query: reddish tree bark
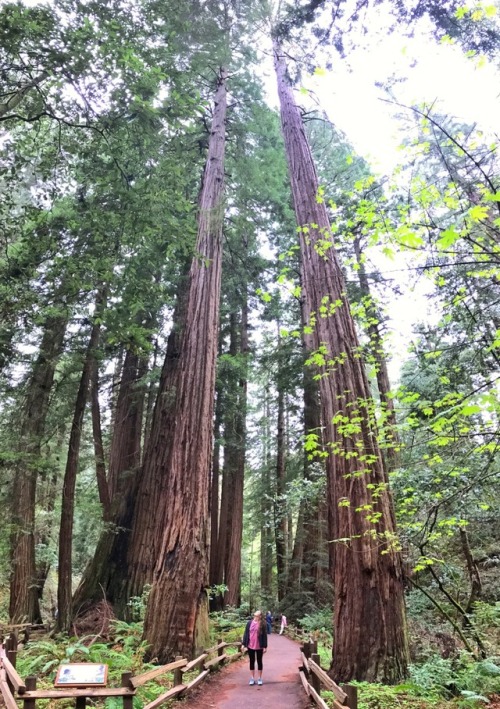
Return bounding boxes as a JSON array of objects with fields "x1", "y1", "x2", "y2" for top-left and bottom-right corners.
[
  {"x1": 10, "y1": 313, "x2": 67, "y2": 623},
  {"x1": 72, "y1": 346, "x2": 146, "y2": 615},
  {"x1": 260, "y1": 386, "x2": 273, "y2": 600},
  {"x1": 57, "y1": 294, "x2": 104, "y2": 632},
  {"x1": 353, "y1": 235, "x2": 400, "y2": 470},
  {"x1": 289, "y1": 345, "x2": 327, "y2": 601},
  {"x1": 274, "y1": 43, "x2": 409, "y2": 683},
  {"x1": 275, "y1": 337, "x2": 288, "y2": 601},
  {"x1": 90, "y1": 357, "x2": 111, "y2": 519},
  {"x1": 224, "y1": 299, "x2": 248, "y2": 608},
  {"x1": 142, "y1": 69, "x2": 227, "y2": 661},
  {"x1": 209, "y1": 382, "x2": 223, "y2": 601}
]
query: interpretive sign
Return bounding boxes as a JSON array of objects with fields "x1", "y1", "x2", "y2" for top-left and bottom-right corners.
[{"x1": 54, "y1": 663, "x2": 108, "y2": 687}]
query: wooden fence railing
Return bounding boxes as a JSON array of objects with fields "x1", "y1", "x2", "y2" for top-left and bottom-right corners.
[
  {"x1": 300, "y1": 640, "x2": 358, "y2": 709},
  {"x1": 0, "y1": 632, "x2": 245, "y2": 709}
]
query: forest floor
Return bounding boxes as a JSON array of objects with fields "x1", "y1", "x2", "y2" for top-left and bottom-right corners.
[{"x1": 179, "y1": 633, "x2": 310, "y2": 709}]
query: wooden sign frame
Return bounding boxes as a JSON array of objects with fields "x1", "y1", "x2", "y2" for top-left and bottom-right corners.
[{"x1": 54, "y1": 663, "x2": 108, "y2": 687}]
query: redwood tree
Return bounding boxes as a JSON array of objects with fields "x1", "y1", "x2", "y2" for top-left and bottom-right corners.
[
  {"x1": 10, "y1": 312, "x2": 68, "y2": 623},
  {"x1": 142, "y1": 68, "x2": 227, "y2": 661},
  {"x1": 57, "y1": 292, "x2": 104, "y2": 632},
  {"x1": 274, "y1": 41, "x2": 409, "y2": 682}
]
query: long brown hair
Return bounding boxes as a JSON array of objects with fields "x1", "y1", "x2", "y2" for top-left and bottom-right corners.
[{"x1": 253, "y1": 610, "x2": 266, "y2": 634}]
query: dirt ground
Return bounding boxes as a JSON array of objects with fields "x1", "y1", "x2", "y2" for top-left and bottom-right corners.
[{"x1": 179, "y1": 633, "x2": 311, "y2": 709}]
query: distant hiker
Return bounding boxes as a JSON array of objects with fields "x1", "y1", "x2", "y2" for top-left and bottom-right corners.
[
  {"x1": 242, "y1": 609, "x2": 268, "y2": 686},
  {"x1": 265, "y1": 610, "x2": 273, "y2": 633},
  {"x1": 279, "y1": 613, "x2": 287, "y2": 635}
]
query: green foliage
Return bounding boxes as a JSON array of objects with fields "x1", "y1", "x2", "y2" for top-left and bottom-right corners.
[
  {"x1": 16, "y1": 624, "x2": 160, "y2": 707},
  {"x1": 298, "y1": 607, "x2": 333, "y2": 635},
  {"x1": 210, "y1": 606, "x2": 247, "y2": 642},
  {"x1": 126, "y1": 585, "x2": 152, "y2": 622},
  {"x1": 473, "y1": 602, "x2": 500, "y2": 629},
  {"x1": 408, "y1": 653, "x2": 500, "y2": 699}
]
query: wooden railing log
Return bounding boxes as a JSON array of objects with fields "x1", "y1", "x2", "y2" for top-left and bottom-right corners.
[
  {"x1": 308, "y1": 659, "x2": 348, "y2": 703},
  {"x1": 301, "y1": 652, "x2": 310, "y2": 674},
  {"x1": 204, "y1": 641, "x2": 225, "y2": 655},
  {"x1": 227, "y1": 651, "x2": 243, "y2": 662},
  {"x1": 19, "y1": 688, "x2": 136, "y2": 699},
  {"x1": 0, "y1": 669, "x2": 19, "y2": 709},
  {"x1": 299, "y1": 669, "x2": 310, "y2": 696},
  {"x1": 204, "y1": 653, "x2": 227, "y2": 671},
  {"x1": 2, "y1": 653, "x2": 26, "y2": 693},
  {"x1": 181, "y1": 653, "x2": 208, "y2": 674},
  {"x1": 131, "y1": 658, "x2": 187, "y2": 688},
  {"x1": 185, "y1": 669, "x2": 209, "y2": 691},
  {"x1": 308, "y1": 683, "x2": 330, "y2": 709},
  {"x1": 143, "y1": 684, "x2": 186, "y2": 709}
]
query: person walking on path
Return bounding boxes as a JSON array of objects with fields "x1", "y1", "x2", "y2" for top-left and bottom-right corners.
[
  {"x1": 265, "y1": 610, "x2": 273, "y2": 633},
  {"x1": 178, "y1": 634, "x2": 309, "y2": 709},
  {"x1": 279, "y1": 613, "x2": 287, "y2": 635},
  {"x1": 242, "y1": 610, "x2": 268, "y2": 686}
]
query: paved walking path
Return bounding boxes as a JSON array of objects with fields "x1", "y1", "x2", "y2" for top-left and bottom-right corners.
[{"x1": 180, "y1": 633, "x2": 310, "y2": 709}]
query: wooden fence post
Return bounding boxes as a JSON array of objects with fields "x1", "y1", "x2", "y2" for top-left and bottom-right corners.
[
  {"x1": 173, "y1": 657, "x2": 183, "y2": 686},
  {"x1": 121, "y1": 672, "x2": 133, "y2": 709},
  {"x1": 303, "y1": 641, "x2": 311, "y2": 659},
  {"x1": 310, "y1": 640, "x2": 318, "y2": 655},
  {"x1": 341, "y1": 684, "x2": 358, "y2": 709},
  {"x1": 23, "y1": 676, "x2": 36, "y2": 709},
  {"x1": 311, "y1": 653, "x2": 321, "y2": 695},
  {"x1": 5, "y1": 634, "x2": 17, "y2": 668},
  {"x1": 5, "y1": 634, "x2": 17, "y2": 694}
]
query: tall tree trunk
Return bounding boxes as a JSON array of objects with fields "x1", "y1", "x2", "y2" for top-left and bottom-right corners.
[
  {"x1": 35, "y1": 467, "x2": 59, "y2": 604},
  {"x1": 290, "y1": 338, "x2": 325, "y2": 599},
  {"x1": 275, "y1": 336, "x2": 288, "y2": 601},
  {"x1": 209, "y1": 381, "x2": 223, "y2": 601},
  {"x1": 106, "y1": 282, "x2": 189, "y2": 615},
  {"x1": 143, "y1": 337, "x2": 160, "y2": 453},
  {"x1": 220, "y1": 312, "x2": 239, "y2": 603},
  {"x1": 353, "y1": 235, "x2": 400, "y2": 470},
  {"x1": 224, "y1": 298, "x2": 248, "y2": 608},
  {"x1": 142, "y1": 69, "x2": 227, "y2": 661},
  {"x1": 90, "y1": 357, "x2": 111, "y2": 519},
  {"x1": 57, "y1": 294, "x2": 104, "y2": 632},
  {"x1": 274, "y1": 43, "x2": 409, "y2": 683},
  {"x1": 216, "y1": 442, "x2": 230, "y2": 602},
  {"x1": 10, "y1": 313, "x2": 68, "y2": 623},
  {"x1": 260, "y1": 386, "x2": 273, "y2": 601},
  {"x1": 460, "y1": 528, "x2": 482, "y2": 618},
  {"x1": 72, "y1": 345, "x2": 146, "y2": 615}
]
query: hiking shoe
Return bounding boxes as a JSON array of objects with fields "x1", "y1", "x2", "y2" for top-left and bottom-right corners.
[
  {"x1": 249, "y1": 679, "x2": 255, "y2": 686},
  {"x1": 258, "y1": 679, "x2": 263, "y2": 686}
]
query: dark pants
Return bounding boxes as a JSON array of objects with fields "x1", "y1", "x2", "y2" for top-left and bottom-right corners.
[{"x1": 248, "y1": 648, "x2": 263, "y2": 671}]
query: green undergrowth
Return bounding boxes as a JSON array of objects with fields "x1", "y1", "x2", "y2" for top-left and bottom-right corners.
[
  {"x1": 318, "y1": 655, "x2": 500, "y2": 709},
  {"x1": 14, "y1": 615, "x2": 245, "y2": 709},
  {"x1": 298, "y1": 605, "x2": 500, "y2": 709}
]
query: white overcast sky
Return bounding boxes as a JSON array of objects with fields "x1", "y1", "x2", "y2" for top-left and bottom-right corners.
[
  {"x1": 308, "y1": 17, "x2": 500, "y2": 173},
  {"x1": 310, "y1": 12, "x2": 500, "y2": 375}
]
